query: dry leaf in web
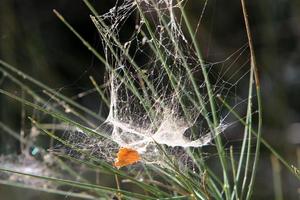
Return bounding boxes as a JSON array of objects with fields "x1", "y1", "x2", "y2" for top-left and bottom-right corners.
[{"x1": 114, "y1": 147, "x2": 141, "y2": 168}]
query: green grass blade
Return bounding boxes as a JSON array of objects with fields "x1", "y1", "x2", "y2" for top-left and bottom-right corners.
[{"x1": 0, "y1": 180, "x2": 96, "y2": 200}]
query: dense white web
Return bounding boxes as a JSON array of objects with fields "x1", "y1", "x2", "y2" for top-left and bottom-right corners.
[{"x1": 87, "y1": 0, "x2": 247, "y2": 167}]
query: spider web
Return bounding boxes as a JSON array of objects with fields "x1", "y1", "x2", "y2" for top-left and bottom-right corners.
[
  {"x1": 0, "y1": 0, "x2": 250, "y2": 172},
  {"x1": 82, "y1": 0, "x2": 251, "y2": 168}
]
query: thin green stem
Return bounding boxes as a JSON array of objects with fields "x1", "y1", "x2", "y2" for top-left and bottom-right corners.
[
  {"x1": 176, "y1": 1, "x2": 230, "y2": 198},
  {"x1": 218, "y1": 97, "x2": 299, "y2": 181},
  {"x1": 270, "y1": 155, "x2": 283, "y2": 200},
  {"x1": 240, "y1": 1, "x2": 263, "y2": 199}
]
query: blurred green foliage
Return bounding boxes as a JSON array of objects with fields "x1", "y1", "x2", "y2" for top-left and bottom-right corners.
[{"x1": 0, "y1": 0, "x2": 299, "y2": 199}]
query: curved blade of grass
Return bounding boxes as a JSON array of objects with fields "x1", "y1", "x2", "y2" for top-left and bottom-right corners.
[
  {"x1": 0, "y1": 167, "x2": 156, "y2": 200},
  {"x1": 0, "y1": 180, "x2": 96, "y2": 200},
  {"x1": 240, "y1": 1, "x2": 263, "y2": 199},
  {"x1": 230, "y1": 29, "x2": 255, "y2": 200},
  {"x1": 217, "y1": 96, "x2": 299, "y2": 181}
]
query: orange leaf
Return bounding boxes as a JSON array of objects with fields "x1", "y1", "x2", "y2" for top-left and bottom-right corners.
[{"x1": 114, "y1": 147, "x2": 141, "y2": 168}]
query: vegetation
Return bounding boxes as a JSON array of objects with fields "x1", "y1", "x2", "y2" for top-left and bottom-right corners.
[{"x1": 0, "y1": 0, "x2": 299, "y2": 199}]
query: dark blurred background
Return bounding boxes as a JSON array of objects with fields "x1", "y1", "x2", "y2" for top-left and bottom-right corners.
[{"x1": 0, "y1": 0, "x2": 299, "y2": 199}]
